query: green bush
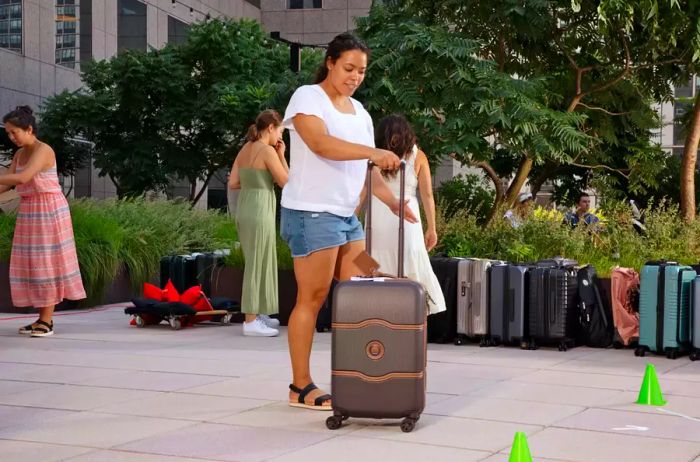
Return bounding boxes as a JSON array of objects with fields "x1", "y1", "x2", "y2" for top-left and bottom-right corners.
[
  {"x1": 435, "y1": 174, "x2": 495, "y2": 223},
  {"x1": 436, "y1": 201, "x2": 700, "y2": 277}
]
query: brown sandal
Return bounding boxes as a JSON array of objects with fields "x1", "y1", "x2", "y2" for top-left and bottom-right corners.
[{"x1": 288, "y1": 383, "x2": 332, "y2": 411}]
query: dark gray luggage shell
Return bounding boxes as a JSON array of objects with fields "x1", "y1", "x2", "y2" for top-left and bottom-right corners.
[{"x1": 328, "y1": 160, "x2": 426, "y2": 433}]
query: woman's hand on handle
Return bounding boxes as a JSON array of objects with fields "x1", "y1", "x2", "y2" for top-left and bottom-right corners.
[{"x1": 369, "y1": 149, "x2": 401, "y2": 170}]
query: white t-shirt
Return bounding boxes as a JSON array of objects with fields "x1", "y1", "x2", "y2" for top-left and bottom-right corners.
[{"x1": 281, "y1": 84, "x2": 375, "y2": 217}]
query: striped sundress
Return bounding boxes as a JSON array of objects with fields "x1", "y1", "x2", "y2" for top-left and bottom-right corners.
[{"x1": 9, "y1": 163, "x2": 86, "y2": 308}]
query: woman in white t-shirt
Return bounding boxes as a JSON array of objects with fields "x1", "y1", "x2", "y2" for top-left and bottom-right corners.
[{"x1": 281, "y1": 33, "x2": 417, "y2": 411}]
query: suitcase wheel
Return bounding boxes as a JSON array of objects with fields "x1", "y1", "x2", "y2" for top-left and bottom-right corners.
[
  {"x1": 612, "y1": 341, "x2": 624, "y2": 350},
  {"x1": 169, "y1": 318, "x2": 182, "y2": 330},
  {"x1": 221, "y1": 313, "x2": 233, "y2": 325},
  {"x1": 326, "y1": 415, "x2": 343, "y2": 430},
  {"x1": 690, "y1": 351, "x2": 699, "y2": 361},
  {"x1": 558, "y1": 342, "x2": 568, "y2": 352},
  {"x1": 454, "y1": 336, "x2": 465, "y2": 346},
  {"x1": 400, "y1": 417, "x2": 417, "y2": 433},
  {"x1": 666, "y1": 349, "x2": 679, "y2": 360},
  {"x1": 634, "y1": 347, "x2": 646, "y2": 357},
  {"x1": 134, "y1": 315, "x2": 145, "y2": 328}
]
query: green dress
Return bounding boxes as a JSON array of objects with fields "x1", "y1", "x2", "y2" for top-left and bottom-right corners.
[{"x1": 236, "y1": 168, "x2": 278, "y2": 315}]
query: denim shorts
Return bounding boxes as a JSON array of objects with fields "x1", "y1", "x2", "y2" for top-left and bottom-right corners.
[{"x1": 280, "y1": 207, "x2": 365, "y2": 258}]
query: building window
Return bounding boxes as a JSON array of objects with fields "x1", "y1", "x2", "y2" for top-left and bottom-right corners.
[
  {"x1": 288, "y1": 0, "x2": 322, "y2": 9},
  {"x1": 80, "y1": 0, "x2": 92, "y2": 63},
  {"x1": 56, "y1": 0, "x2": 79, "y2": 68},
  {"x1": 167, "y1": 16, "x2": 189, "y2": 45},
  {"x1": 0, "y1": 0, "x2": 22, "y2": 54},
  {"x1": 118, "y1": 0, "x2": 147, "y2": 52}
]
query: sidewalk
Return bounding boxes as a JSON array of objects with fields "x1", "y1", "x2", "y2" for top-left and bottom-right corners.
[{"x1": 0, "y1": 305, "x2": 699, "y2": 462}]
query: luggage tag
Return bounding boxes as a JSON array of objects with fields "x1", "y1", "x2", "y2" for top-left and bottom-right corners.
[{"x1": 352, "y1": 250, "x2": 401, "y2": 280}]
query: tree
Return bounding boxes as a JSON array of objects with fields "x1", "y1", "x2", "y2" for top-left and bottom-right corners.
[
  {"x1": 376, "y1": 0, "x2": 697, "y2": 212},
  {"x1": 40, "y1": 18, "x2": 317, "y2": 201},
  {"x1": 357, "y1": 5, "x2": 591, "y2": 222}
]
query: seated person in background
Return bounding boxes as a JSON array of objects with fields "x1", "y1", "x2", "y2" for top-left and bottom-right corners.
[
  {"x1": 503, "y1": 192, "x2": 534, "y2": 228},
  {"x1": 564, "y1": 193, "x2": 600, "y2": 227}
]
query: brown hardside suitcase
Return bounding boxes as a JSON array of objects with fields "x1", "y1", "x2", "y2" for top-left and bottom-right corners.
[{"x1": 326, "y1": 160, "x2": 427, "y2": 433}]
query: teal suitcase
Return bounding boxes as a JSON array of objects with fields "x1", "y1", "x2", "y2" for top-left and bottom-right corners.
[{"x1": 636, "y1": 261, "x2": 695, "y2": 359}]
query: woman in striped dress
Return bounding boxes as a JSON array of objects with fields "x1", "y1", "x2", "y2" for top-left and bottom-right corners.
[{"x1": 1, "y1": 106, "x2": 86, "y2": 337}]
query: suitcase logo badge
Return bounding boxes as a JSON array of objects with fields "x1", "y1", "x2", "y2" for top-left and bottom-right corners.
[{"x1": 366, "y1": 340, "x2": 385, "y2": 360}]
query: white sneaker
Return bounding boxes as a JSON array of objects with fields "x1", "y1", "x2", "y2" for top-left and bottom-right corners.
[
  {"x1": 259, "y1": 315, "x2": 280, "y2": 329},
  {"x1": 243, "y1": 318, "x2": 279, "y2": 337}
]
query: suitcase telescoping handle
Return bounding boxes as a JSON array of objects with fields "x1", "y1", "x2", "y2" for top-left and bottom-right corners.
[{"x1": 365, "y1": 159, "x2": 407, "y2": 278}]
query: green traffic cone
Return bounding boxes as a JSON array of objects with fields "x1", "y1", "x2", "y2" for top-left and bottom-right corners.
[
  {"x1": 508, "y1": 431, "x2": 533, "y2": 462},
  {"x1": 636, "y1": 363, "x2": 666, "y2": 406}
]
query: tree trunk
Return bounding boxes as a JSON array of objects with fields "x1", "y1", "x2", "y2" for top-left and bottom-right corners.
[
  {"x1": 190, "y1": 171, "x2": 215, "y2": 209},
  {"x1": 475, "y1": 161, "x2": 504, "y2": 226},
  {"x1": 504, "y1": 155, "x2": 533, "y2": 208},
  {"x1": 681, "y1": 96, "x2": 700, "y2": 222}
]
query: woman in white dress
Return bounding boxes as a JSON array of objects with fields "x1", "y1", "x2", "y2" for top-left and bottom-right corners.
[{"x1": 363, "y1": 114, "x2": 446, "y2": 315}]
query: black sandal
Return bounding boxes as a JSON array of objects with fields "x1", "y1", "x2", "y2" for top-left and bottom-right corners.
[
  {"x1": 18, "y1": 320, "x2": 41, "y2": 335},
  {"x1": 29, "y1": 320, "x2": 54, "y2": 338},
  {"x1": 288, "y1": 383, "x2": 332, "y2": 411}
]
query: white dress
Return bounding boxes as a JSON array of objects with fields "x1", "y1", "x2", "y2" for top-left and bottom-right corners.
[{"x1": 369, "y1": 148, "x2": 447, "y2": 315}]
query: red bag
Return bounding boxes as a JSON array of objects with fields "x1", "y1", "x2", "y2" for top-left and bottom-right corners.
[{"x1": 611, "y1": 267, "x2": 640, "y2": 346}]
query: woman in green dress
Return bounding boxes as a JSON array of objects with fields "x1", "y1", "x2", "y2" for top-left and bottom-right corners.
[{"x1": 228, "y1": 110, "x2": 289, "y2": 336}]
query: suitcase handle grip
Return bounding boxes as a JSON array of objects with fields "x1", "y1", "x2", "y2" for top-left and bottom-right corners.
[{"x1": 365, "y1": 159, "x2": 407, "y2": 278}]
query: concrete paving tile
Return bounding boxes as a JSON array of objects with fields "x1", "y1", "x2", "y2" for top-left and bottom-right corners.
[
  {"x1": 182, "y1": 377, "x2": 297, "y2": 400},
  {"x1": 0, "y1": 383, "x2": 163, "y2": 411},
  {"x1": 213, "y1": 401, "x2": 357, "y2": 435},
  {"x1": 349, "y1": 413, "x2": 541, "y2": 452},
  {"x1": 425, "y1": 395, "x2": 584, "y2": 426},
  {"x1": 66, "y1": 449, "x2": 215, "y2": 462},
  {"x1": 0, "y1": 378, "x2": 53, "y2": 396},
  {"x1": 550, "y1": 357, "x2": 682, "y2": 376},
  {"x1": 513, "y1": 369, "x2": 640, "y2": 391},
  {"x1": 664, "y1": 361, "x2": 700, "y2": 382},
  {"x1": 600, "y1": 391, "x2": 700, "y2": 419},
  {"x1": 0, "y1": 405, "x2": 75, "y2": 431},
  {"x1": 0, "y1": 411, "x2": 195, "y2": 448},
  {"x1": 0, "y1": 439, "x2": 93, "y2": 462},
  {"x1": 469, "y1": 379, "x2": 629, "y2": 407},
  {"x1": 2, "y1": 364, "x2": 126, "y2": 385},
  {"x1": 118, "y1": 422, "x2": 333, "y2": 462},
  {"x1": 526, "y1": 427, "x2": 700, "y2": 462},
  {"x1": 267, "y1": 435, "x2": 490, "y2": 462},
  {"x1": 95, "y1": 392, "x2": 272, "y2": 421},
  {"x1": 77, "y1": 370, "x2": 228, "y2": 392},
  {"x1": 554, "y1": 408, "x2": 700, "y2": 442}
]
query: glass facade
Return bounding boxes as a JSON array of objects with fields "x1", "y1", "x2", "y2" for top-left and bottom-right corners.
[
  {"x1": 288, "y1": 0, "x2": 322, "y2": 9},
  {"x1": 118, "y1": 0, "x2": 147, "y2": 52},
  {"x1": 56, "y1": 0, "x2": 80, "y2": 68},
  {"x1": 0, "y1": 0, "x2": 22, "y2": 54},
  {"x1": 167, "y1": 15, "x2": 189, "y2": 45},
  {"x1": 80, "y1": 0, "x2": 92, "y2": 63}
]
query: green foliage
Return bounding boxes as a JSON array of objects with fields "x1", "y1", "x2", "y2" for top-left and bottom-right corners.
[
  {"x1": 357, "y1": 8, "x2": 591, "y2": 171},
  {"x1": 39, "y1": 18, "x2": 318, "y2": 200},
  {"x1": 435, "y1": 174, "x2": 495, "y2": 222},
  {"x1": 0, "y1": 200, "x2": 237, "y2": 303},
  {"x1": 436, "y1": 201, "x2": 700, "y2": 276}
]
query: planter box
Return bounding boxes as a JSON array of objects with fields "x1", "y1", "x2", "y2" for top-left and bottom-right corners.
[
  {"x1": 0, "y1": 261, "x2": 152, "y2": 314},
  {"x1": 210, "y1": 266, "x2": 297, "y2": 326}
]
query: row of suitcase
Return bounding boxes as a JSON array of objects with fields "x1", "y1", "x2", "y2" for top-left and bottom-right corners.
[
  {"x1": 636, "y1": 261, "x2": 700, "y2": 360},
  {"x1": 428, "y1": 256, "x2": 611, "y2": 351}
]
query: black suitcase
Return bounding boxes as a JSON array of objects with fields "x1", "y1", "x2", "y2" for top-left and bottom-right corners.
[
  {"x1": 160, "y1": 255, "x2": 197, "y2": 293},
  {"x1": 577, "y1": 265, "x2": 614, "y2": 348},
  {"x1": 427, "y1": 256, "x2": 462, "y2": 344},
  {"x1": 489, "y1": 263, "x2": 529, "y2": 347},
  {"x1": 194, "y1": 252, "x2": 227, "y2": 297},
  {"x1": 527, "y1": 262, "x2": 579, "y2": 351}
]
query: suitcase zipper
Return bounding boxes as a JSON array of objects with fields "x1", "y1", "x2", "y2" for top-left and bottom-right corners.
[{"x1": 656, "y1": 266, "x2": 666, "y2": 353}]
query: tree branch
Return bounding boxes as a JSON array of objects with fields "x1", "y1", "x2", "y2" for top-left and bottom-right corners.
[
  {"x1": 577, "y1": 102, "x2": 631, "y2": 116},
  {"x1": 585, "y1": 30, "x2": 632, "y2": 96},
  {"x1": 568, "y1": 161, "x2": 630, "y2": 178}
]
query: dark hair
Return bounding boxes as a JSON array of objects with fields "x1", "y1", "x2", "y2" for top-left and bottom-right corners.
[
  {"x1": 245, "y1": 109, "x2": 283, "y2": 142},
  {"x1": 3, "y1": 105, "x2": 37, "y2": 133},
  {"x1": 314, "y1": 33, "x2": 371, "y2": 84},
  {"x1": 576, "y1": 193, "x2": 590, "y2": 204},
  {"x1": 375, "y1": 114, "x2": 417, "y2": 179}
]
